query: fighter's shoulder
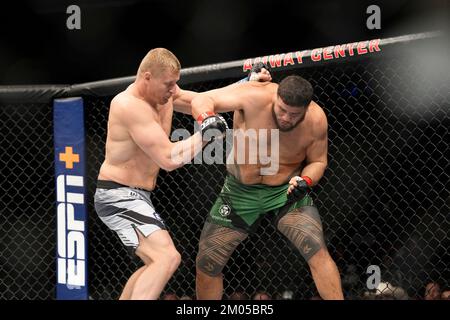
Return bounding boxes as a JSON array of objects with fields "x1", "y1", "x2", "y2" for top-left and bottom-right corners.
[
  {"x1": 308, "y1": 101, "x2": 326, "y2": 119},
  {"x1": 238, "y1": 81, "x2": 275, "y2": 100},
  {"x1": 110, "y1": 92, "x2": 153, "y2": 123},
  {"x1": 240, "y1": 81, "x2": 276, "y2": 91},
  {"x1": 308, "y1": 101, "x2": 328, "y2": 135},
  {"x1": 112, "y1": 91, "x2": 145, "y2": 110}
]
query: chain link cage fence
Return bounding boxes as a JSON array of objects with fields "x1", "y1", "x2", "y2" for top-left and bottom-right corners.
[
  {"x1": 0, "y1": 102, "x2": 55, "y2": 299},
  {"x1": 1, "y1": 34, "x2": 449, "y2": 300}
]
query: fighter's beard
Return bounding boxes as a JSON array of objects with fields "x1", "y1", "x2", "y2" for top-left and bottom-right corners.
[{"x1": 271, "y1": 105, "x2": 304, "y2": 132}]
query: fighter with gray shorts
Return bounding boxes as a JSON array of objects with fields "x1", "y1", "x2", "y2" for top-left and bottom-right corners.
[{"x1": 94, "y1": 180, "x2": 166, "y2": 251}]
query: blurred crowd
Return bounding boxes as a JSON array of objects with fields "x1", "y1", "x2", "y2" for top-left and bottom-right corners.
[{"x1": 160, "y1": 281, "x2": 450, "y2": 300}]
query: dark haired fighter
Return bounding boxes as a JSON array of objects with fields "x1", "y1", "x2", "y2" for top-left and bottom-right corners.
[{"x1": 192, "y1": 75, "x2": 343, "y2": 300}]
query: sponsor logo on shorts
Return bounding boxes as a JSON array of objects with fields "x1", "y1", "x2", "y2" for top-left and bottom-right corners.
[
  {"x1": 154, "y1": 211, "x2": 163, "y2": 222},
  {"x1": 219, "y1": 204, "x2": 231, "y2": 217}
]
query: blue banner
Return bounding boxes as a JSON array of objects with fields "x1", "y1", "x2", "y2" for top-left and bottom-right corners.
[{"x1": 53, "y1": 97, "x2": 88, "y2": 300}]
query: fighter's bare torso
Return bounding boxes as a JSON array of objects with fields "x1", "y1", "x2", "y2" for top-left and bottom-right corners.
[
  {"x1": 98, "y1": 84, "x2": 173, "y2": 190},
  {"x1": 227, "y1": 82, "x2": 326, "y2": 186}
]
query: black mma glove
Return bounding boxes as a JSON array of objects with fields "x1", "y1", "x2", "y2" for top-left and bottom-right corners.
[
  {"x1": 237, "y1": 61, "x2": 271, "y2": 83},
  {"x1": 288, "y1": 176, "x2": 313, "y2": 201},
  {"x1": 197, "y1": 111, "x2": 229, "y2": 143},
  {"x1": 248, "y1": 61, "x2": 271, "y2": 80}
]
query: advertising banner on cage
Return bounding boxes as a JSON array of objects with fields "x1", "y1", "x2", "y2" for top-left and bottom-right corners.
[{"x1": 53, "y1": 97, "x2": 88, "y2": 300}]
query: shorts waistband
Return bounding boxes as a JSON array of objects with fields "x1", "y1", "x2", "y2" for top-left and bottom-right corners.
[
  {"x1": 97, "y1": 180, "x2": 151, "y2": 192},
  {"x1": 225, "y1": 173, "x2": 287, "y2": 189}
]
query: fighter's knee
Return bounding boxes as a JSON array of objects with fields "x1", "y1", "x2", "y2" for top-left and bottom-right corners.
[
  {"x1": 151, "y1": 247, "x2": 181, "y2": 274},
  {"x1": 307, "y1": 247, "x2": 330, "y2": 267},
  {"x1": 166, "y1": 248, "x2": 182, "y2": 271},
  {"x1": 137, "y1": 244, "x2": 181, "y2": 272}
]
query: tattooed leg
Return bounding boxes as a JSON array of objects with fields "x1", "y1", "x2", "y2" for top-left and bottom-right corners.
[
  {"x1": 277, "y1": 206, "x2": 343, "y2": 299},
  {"x1": 196, "y1": 221, "x2": 248, "y2": 300}
]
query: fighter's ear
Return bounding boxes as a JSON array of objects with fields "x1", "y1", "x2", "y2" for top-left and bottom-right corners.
[{"x1": 144, "y1": 71, "x2": 152, "y2": 81}]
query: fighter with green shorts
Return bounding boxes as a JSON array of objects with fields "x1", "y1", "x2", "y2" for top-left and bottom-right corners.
[{"x1": 193, "y1": 74, "x2": 344, "y2": 300}]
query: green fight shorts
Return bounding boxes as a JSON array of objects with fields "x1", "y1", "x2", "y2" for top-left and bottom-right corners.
[{"x1": 208, "y1": 174, "x2": 315, "y2": 233}]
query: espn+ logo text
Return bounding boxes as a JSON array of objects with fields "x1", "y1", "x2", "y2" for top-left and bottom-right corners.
[{"x1": 56, "y1": 175, "x2": 86, "y2": 287}]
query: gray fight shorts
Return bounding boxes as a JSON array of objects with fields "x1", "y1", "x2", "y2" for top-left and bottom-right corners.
[{"x1": 94, "y1": 180, "x2": 166, "y2": 248}]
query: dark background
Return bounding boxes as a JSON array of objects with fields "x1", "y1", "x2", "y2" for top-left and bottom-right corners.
[
  {"x1": 0, "y1": 0, "x2": 449, "y2": 301},
  {"x1": 0, "y1": 0, "x2": 449, "y2": 85}
]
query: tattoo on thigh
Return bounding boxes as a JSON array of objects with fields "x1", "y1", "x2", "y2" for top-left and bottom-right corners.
[
  {"x1": 277, "y1": 208, "x2": 325, "y2": 261},
  {"x1": 197, "y1": 222, "x2": 247, "y2": 276}
]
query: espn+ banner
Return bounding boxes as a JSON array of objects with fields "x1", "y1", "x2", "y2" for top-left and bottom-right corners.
[{"x1": 53, "y1": 98, "x2": 88, "y2": 300}]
